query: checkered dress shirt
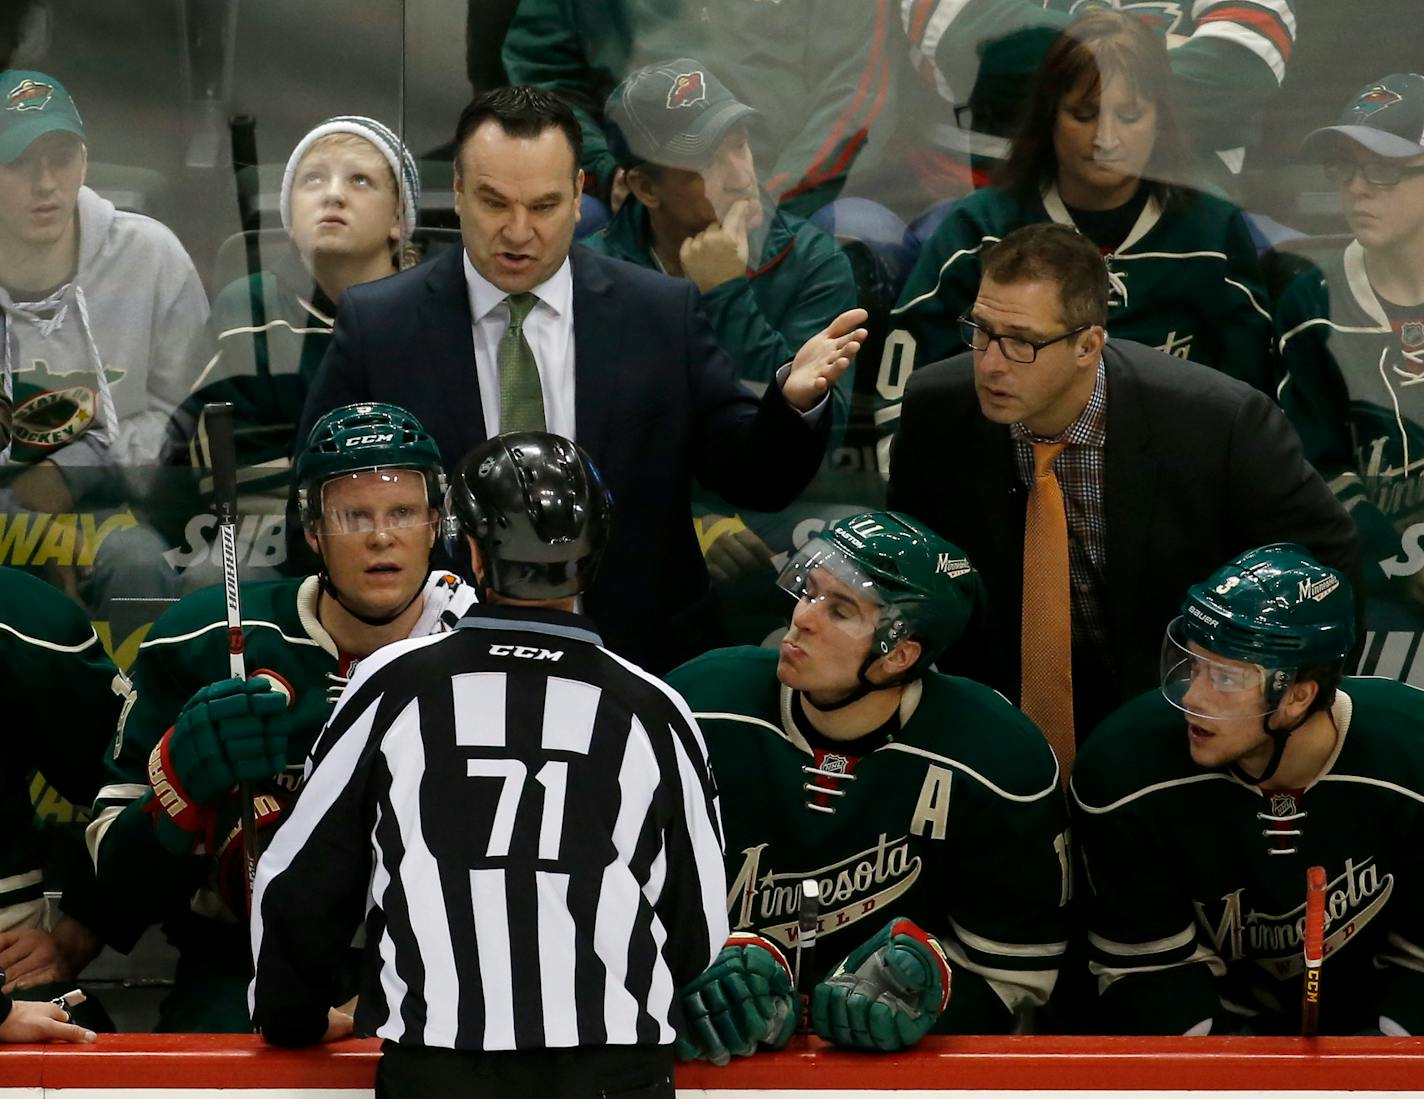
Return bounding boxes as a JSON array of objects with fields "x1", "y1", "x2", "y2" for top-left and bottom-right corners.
[{"x1": 1012, "y1": 358, "x2": 1109, "y2": 647}]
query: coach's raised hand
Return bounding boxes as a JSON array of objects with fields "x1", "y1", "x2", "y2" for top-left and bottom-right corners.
[{"x1": 783, "y1": 308, "x2": 869, "y2": 412}]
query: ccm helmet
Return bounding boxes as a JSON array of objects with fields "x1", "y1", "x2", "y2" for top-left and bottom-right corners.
[
  {"x1": 445, "y1": 432, "x2": 613, "y2": 600},
  {"x1": 296, "y1": 402, "x2": 445, "y2": 525}
]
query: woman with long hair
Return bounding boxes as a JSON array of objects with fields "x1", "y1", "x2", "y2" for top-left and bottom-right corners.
[{"x1": 879, "y1": 10, "x2": 1272, "y2": 445}]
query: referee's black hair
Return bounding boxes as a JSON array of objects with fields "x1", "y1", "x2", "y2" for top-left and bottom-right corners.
[{"x1": 454, "y1": 86, "x2": 583, "y2": 179}]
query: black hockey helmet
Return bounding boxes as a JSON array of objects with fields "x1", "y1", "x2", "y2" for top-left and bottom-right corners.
[{"x1": 445, "y1": 432, "x2": 613, "y2": 600}]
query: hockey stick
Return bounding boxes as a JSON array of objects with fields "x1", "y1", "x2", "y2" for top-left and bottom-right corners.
[
  {"x1": 204, "y1": 401, "x2": 258, "y2": 915},
  {"x1": 1301, "y1": 864, "x2": 1326, "y2": 1037},
  {"x1": 794, "y1": 879, "x2": 821, "y2": 1033}
]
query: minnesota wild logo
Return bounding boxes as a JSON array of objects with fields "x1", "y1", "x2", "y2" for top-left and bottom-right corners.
[
  {"x1": 5, "y1": 78, "x2": 53, "y2": 113},
  {"x1": 1351, "y1": 85, "x2": 1404, "y2": 119},
  {"x1": 9, "y1": 358, "x2": 126, "y2": 457}
]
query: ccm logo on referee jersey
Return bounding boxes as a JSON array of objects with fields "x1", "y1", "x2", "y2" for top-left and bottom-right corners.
[{"x1": 489, "y1": 643, "x2": 564, "y2": 661}]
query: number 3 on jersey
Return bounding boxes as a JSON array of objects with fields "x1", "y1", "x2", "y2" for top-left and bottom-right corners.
[{"x1": 454, "y1": 671, "x2": 598, "y2": 863}]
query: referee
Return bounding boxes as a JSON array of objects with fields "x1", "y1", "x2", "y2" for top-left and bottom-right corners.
[{"x1": 250, "y1": 432, "x2": 728, "y2": 1098}]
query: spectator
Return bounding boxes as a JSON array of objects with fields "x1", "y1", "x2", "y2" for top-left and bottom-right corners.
[
  {"x1": 1277, "y1": 74, "x2": 1424, "y2": 621},
  {"x1": 667, "y1": 513, "x2": 1068, "y2": 1056},
  {"x1": 1073, "y1": 544, "x2": 1424, "y2": 1036},
  {"x1": 900, "y1": 0, "x2": 1298, "y2": 189},
  {"x1": 0, "y1": 69, "x2": 207, "y2": 629},
  {"x1": 0, "y1": 69, "x2": 207, "y2": 497},
  {"x1": 87, "y1": 404, "x2": 476, "y2": 1032},
  {"x1": 592, "y1": 58, "x2": 858, "y2": 445},
  {"x1": 887, "y1": 223, "x2": 1357, "y2": 768},
  {"x1": 500, "y1": 0, "x2": 894, "y2": 217},
  {"x1": 168, "y1": 116, "x2": 420, "y2": 544},
  {"x1": 296, "y1": 86, "x2": 867, "y2": 674},
  {"x1": 877, "y1": 11, "x2": 1273, "y2": 466}
]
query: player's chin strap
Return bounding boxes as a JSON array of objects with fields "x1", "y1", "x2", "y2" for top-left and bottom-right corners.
[
  {"x1": 804, "y1": 650, "x2": 912, "y2": 712},
  {"x1": 1229, "y1": 706, "x2": 1311, "y2": 786},
  {"x1": 317, "y1": 564, "x2": 425, "y2": 628}
]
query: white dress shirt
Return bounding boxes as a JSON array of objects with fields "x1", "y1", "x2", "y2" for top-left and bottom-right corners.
[{"x1": 463, "y1": 252, "x2": 577, "y2": 441}]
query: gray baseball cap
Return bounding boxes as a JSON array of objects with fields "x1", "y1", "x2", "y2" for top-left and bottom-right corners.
[
  {"x1": 0, "y1": 70, "x2": 84, "y2": 163},
  {"x1": 605, "y1": 58, "x2": 757, "y2": 171},
  {"x1": 1304, "y1": 73, "x2": 1424, "y2": 160}
]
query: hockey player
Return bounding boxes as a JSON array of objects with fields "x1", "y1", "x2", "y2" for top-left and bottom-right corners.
[
  {"x1": 1277, "y1": 74, "x2": 1424, "y2": 621},
  {"x1": 252, "y1": 432, "x2": 727, "y2": 1099},
  {"x1": 1073, "y1": 544, "x2": 1424, "y2": 1035},
  {"x1": 0, "y1": 566, "x2": 125, "y2": 1007},
  {"x1": 666, "y1": 512, "x2": 1070, "y2": 1060},
  {"x1": 87, "y1": 402, "x2": 475, "y2": 1032},
  {"x1": 877, "y1": 11, "x2": 1271, "y2": 468}
]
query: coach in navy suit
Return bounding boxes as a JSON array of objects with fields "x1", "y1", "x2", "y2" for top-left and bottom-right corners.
[{"x1": 297, "y1": 87, "x2": 866, "y2": 673}]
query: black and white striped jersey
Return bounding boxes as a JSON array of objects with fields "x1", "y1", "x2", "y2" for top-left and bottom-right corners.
[{"x1": 249, "y1": 605, "x2": 727, "y2": 1050}]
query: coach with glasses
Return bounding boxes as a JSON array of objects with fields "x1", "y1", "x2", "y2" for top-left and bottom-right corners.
[{"x1": 887, "y1": 223, "x2": 1359, "y2": 759}]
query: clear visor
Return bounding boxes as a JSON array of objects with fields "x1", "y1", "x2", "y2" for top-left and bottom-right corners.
[
  {"x1": 317, "y1": 469, "x2": 436, "y2": 536},
  {"x1": 776, "y1": 542, "x2": 885, "y2": 641},
  {"x1": 1159, "y1": 617, "x2": 1295, "y2": 720}
]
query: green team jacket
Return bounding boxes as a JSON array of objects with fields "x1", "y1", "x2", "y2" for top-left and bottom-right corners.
[
  {"x1": 1072, "y1": 682, "x2": 1424, "y2": 1036},
  {"x1": 1277, "y1": 241, "x2": 1424, "y2": 601},
  {"x1": 667, "y1": 646, "x2": 1070, "y2": 1032},
  {"x1": 903, "y1": 0, "x2": 1296, "y2": 162},
  {"x1": 583, "y1": 198, "x2": 857, "y2": 448},
  {"x1": 165, "y1": 267, "x2": 335, "y2": 505},
  {"x1": 500, "y1": 0, "x2": 894, "y2": 214},
  {"x1": 0, "y1": 568, "x2": 124, "y2": 932},
  {"x1": 874, "y1": 183, "x2": 1273, "y2": 466},
  {"x1": 88, "y1": 572, "x2": 473, "y2": 955}
]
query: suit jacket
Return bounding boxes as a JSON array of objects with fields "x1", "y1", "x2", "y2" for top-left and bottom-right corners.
[
  {"x1": 296, "y1": 245, "x2": 828, "y2": 673},
  {"x1": 887, "y1": 339, "x2": 1361, "y2": 735}
]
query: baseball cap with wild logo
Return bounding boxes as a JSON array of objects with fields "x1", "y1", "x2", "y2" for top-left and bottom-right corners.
[
  {"x1": 605, "y1": 58, "x2": 757, "y2": 171},
  {"x1": 0, "y1": 70, "x2": 85, "y2": 163},
  {"x1": 1303, "y1": 73, "x2": 1424, "y2": 160}
]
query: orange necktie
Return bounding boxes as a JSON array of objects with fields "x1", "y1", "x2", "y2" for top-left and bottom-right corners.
[{"x1": 1021, "y1": 441, "x2": 1075, "y2": 782}]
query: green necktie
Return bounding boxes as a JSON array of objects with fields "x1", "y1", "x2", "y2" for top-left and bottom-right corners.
[{"x1": 498, "y1": 292, "x2": 546, "y2": 433}]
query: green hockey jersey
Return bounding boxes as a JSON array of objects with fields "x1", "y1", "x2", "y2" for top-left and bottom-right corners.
[
  {"x1": 0, "y1": 567, "x2": 125, "y2": 930},
  {"x1": 1277, "y1": 241, "x2": 1424, "y2": 602},
  {"x1": 1072, "y1": 681, "x2": 1424, "y2": 1036},
  {"x1": 874, "y1": 183, "x2": 1272, "y2": 470},
  {"x1": 86, "y1": 572, "x2": 475, "y2": 950},
  {"x1": 666, "y1": 646, "x2": 1070, "y2": 1033}
]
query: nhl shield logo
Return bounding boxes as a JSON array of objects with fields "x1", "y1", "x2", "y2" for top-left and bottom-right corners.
[
  {"x1": 5, "y1": 78, "x2": 53, "y2": 113},
  {"x1": 820, "y1": 752, "x2": 849, "y2": 775},
  {"x1": 1350, "y1": 85, "x2": 1404, "y2": 119},
  {"x1": 1270, "y1": 793, "x2": 1297, "y2": 817},
  {"x1": 667, "y1": 72, "x2": 707, "y2": 110},
  {"x1": 1401, "y1": 321, "x2": 1424, "y2": 351}
]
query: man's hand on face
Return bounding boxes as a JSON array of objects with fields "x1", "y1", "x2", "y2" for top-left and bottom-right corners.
[
  {"x1": 679, "y1": 199, "x2": 754, "y2": 294},
  {"x1": 610, "y1": 167, "x2": 631, "y2": 213},
  {"x1": 783, "y1": 308, "x2": 870, "y2": 413}
]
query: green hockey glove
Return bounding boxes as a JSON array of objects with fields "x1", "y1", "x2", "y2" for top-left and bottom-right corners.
[
  {"x1": 811, "y1": 917, "x2": 952, "y2": 1051},
  {"x1": 675, "y1": 933, "x2": 798, "y2": 1066},
  {"x1": 144, "y1": 675, "x2": 293, "y2": 854}
]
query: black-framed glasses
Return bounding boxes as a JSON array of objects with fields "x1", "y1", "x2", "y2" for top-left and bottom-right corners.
[
  {"x1": 1323, "y1": 158, "x2": 1424, "y2": 187},
  {"x1": 958, "y1": 315, "x2": 1091, "y2": 364}
]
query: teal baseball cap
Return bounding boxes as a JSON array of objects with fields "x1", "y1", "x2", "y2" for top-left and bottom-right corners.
[{"x1": 0, "y1": 71, "x2": 85, "y2": 163}]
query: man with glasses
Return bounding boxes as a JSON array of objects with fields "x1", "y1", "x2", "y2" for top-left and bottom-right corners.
[
  {"x1": 1072, "y1": 544, "x2": 1424, "y2": 1035},
  {"x1": 888, "y1": 223, "x2": 1356, "y2": 752},
  {"x1": 87, "y1": 403, "x2": 475, "y2": 1032},
  {"x1": 1278, "y1": 74, "x2": 1424, "y2": 623},
  {"x1": 666, "y1": 512, "x2": 1068, "y2": 1057}
]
